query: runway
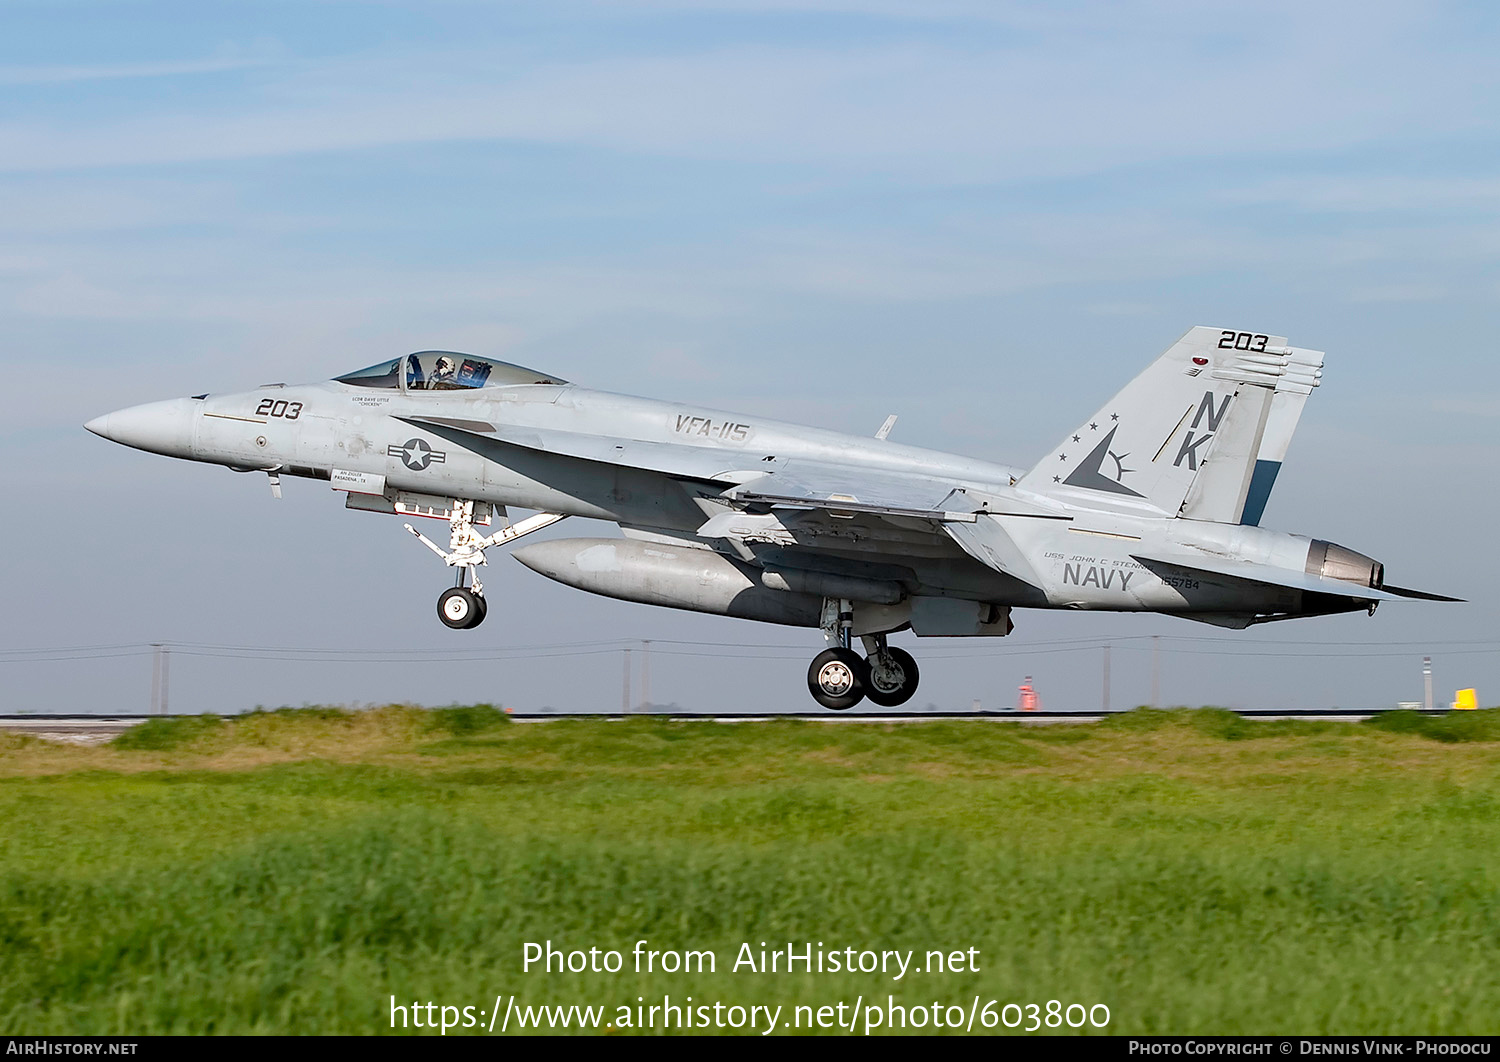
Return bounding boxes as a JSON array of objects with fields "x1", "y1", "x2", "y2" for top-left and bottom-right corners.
[
  {"x1": 0, "y1": 716, "x2": 146, "y2": 744},
  {"x1": 507, "y1": 709, "x2": 1436, "y2": 723}
]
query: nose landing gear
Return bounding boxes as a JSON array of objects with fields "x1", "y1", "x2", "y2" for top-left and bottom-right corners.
[{"x1": 405, "y1": 502, "x2": 566, "y2": 630}]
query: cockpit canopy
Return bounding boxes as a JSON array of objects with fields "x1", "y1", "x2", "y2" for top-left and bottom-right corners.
[{"x1": 335, "y1": 351, "x2": 567, "y2": 392}]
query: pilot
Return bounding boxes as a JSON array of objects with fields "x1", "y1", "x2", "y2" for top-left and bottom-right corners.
[{"x1": 430, "y1": 356, "x2": 458, "y2": 389}]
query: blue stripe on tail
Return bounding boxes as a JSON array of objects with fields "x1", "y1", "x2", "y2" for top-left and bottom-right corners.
[{"x1": 1240, "y1": 460, "x2": 1281, "y2": 526}]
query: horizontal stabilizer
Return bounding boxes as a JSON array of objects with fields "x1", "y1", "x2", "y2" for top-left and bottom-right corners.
[
  {"x1": 1131, "y1": 551, "x2": 1408, "y2": 602},
  {"x1": 1380, "y1": 584, "x2": 1465, "y2": 603}
]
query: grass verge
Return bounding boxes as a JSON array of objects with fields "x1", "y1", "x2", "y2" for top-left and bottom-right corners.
[{"x1": 2, "y1": 707, "x2": 1498, "y2": 1034}]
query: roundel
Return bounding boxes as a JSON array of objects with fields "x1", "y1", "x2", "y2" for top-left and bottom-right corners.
[{"x1": 388, "y1": 437, "x2": 446, "y2": 471}]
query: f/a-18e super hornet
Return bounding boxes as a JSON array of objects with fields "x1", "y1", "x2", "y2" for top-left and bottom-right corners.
[{"x1": 86, "y1": 328, "x2": 1455, "y2": 709}]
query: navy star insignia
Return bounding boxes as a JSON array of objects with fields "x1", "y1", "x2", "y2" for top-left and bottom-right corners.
[{"x1": 388, "y1": 438, "x2": 447, "y2": 472}]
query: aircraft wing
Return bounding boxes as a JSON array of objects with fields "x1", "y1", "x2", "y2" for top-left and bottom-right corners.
[
  {"x1": 707, "y1": 464, "x2": 1068, "y2": 594},
  {"x1": 412, "y1": 415, "x2": 1072, "y2": 592},
  {"x1": 407, "y1": 415, "x2": 1064, "y2": 536},
  {"x1": 1130, "y1": 551, "x2": 1460, "y2": 602},
  {"x1": 403, "y1": 417, "x2": 762, "y2": 484}
]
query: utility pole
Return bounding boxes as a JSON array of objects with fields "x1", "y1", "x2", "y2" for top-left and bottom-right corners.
[
  {"x1": 150, "y1": 644, "x2": 161, "y2": 716},
  {"x1": 1423, "y1": 656, "x2": 1433, "y2": 712},
  {"x1": 149, "y1": 643, "x2": 170, "y2": 716},
  {"x1": 622, "y1": 648, "x2": 632, "y2": 714},
  {"x1": 640, "y1": 640, "x2": 651, "y2": 712},
  {"x1": 1151, "y1": 635, "x2": 1161, "y2": 708},
  {"x1": 1102, "y1": 644, "x2": 1111, "y2": 712}
]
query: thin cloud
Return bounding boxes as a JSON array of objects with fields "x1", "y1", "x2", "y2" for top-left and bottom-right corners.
[
  {"x1": 1430, "y1": 396, "x2": 1500, "y2": 418},
  {"x1": 0, "y1": 55, "x2": 275, "y2": 86},
  {"x1": 1221, "y1": 175, "x2": 1500, "y2": 213},
  {"x1": 0, "y1": 8, "x2": 1494, "y2": 180}
]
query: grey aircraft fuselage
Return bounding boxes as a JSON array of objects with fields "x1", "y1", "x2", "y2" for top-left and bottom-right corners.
[
  {"x1": 86, "y1": 333, "x2": 1453, "y2": 708},
  {"x1": 88, "y1": 372, "x2": 1031, "y2": 603}
]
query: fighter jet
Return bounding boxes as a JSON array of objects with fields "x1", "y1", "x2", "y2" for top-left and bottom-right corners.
[{"x1": 86, "y1": 328, "x2": 1456, "y2": 709}]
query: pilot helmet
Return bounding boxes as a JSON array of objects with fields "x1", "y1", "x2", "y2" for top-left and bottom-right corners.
[{"x1": 434, "y1": 356, "x2": 457, "y2": 376}]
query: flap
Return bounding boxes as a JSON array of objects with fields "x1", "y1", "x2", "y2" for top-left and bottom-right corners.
[
  {"x1": 727, "y1": 462, "x2": 963, "y2": 518},
  {"x1": 942, "y1": 515, "x2": 1047, "y2": 590},
  {"x1": 726, "y1": 462, "x2": 1068, "y2": 524}
]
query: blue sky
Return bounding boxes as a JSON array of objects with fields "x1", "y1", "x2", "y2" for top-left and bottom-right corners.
[{"x1": 2, "y1": 1, "x2": 1497, "y2": 713}]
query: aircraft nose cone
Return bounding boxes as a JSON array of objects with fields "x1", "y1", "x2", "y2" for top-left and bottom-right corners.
[{"x1": 84, "y1": 398, "x2": 198, "y2": 459}]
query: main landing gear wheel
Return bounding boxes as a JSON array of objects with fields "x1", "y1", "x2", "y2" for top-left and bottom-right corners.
[
  {"x1": 438, "y1": 587, "x2": 485, "y2": 630},
  {"x1": 808, "y1": 647, "x2": 868, "y2": 710},
  {"x1": 863, "y1": 646, "x2": 920, "y2": 708}
]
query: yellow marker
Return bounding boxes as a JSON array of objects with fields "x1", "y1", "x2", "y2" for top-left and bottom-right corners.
[{"x1": 1453, "y1": 689, "x2": 1478, "y2": 711}]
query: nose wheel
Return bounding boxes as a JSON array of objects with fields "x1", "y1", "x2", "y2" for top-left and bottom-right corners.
[{"x1": 438, "y1": 586, "x2": 487, "y2": 630}]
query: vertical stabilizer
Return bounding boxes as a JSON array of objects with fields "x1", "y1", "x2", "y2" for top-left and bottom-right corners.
[{"x1": 1021, "y1": 327, "x2": 1316, "y2": 520}]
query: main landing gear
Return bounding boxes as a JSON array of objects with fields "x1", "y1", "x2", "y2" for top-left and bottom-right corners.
[
  {"x1": 806, "y1": 598, "x2": 920, "y2": 710},
  {"x1": 405, "y1": 501, "x2": 566, "y2": 630}
]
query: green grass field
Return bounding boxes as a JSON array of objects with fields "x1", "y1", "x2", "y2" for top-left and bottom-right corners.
[{"x1": 4, "y1": 706, "x2": 1500, "y2": 1035}]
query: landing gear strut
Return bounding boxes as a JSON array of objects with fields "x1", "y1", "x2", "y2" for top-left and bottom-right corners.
[
  {"x1": 405, "y1": 502, "x2": 565, "y2": 630},
  {"x1": 805, "y1": 599, "x2": 921, "y2": 710},
  {"x1": 808, "y1": 598, "x2": 864, "y2": 709}
]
